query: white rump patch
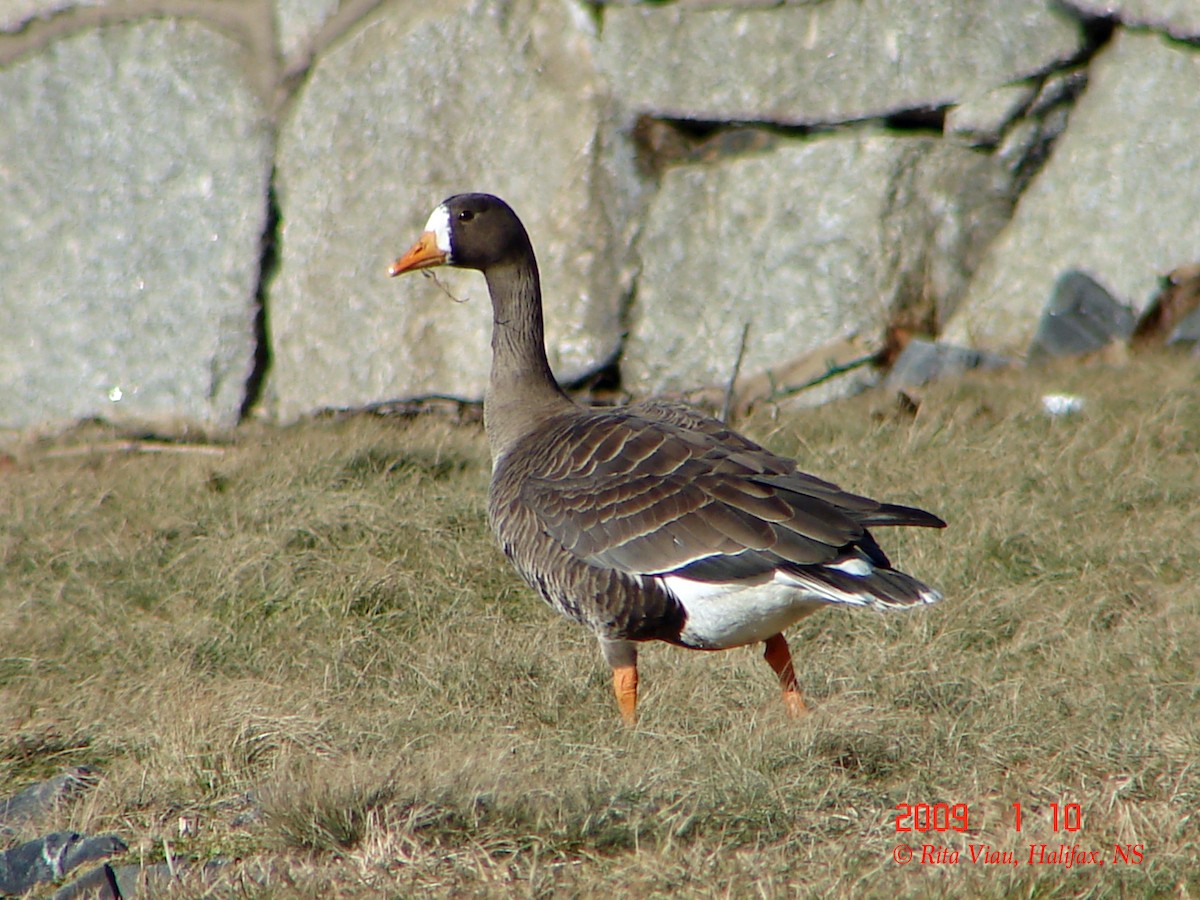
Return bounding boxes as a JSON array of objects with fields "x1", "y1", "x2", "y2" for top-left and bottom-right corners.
[
  {"x1": 661, "y1": 575, "x2": 826, "y2": 649},
  {"x1": 659, "y1": 554, "x2": 939, "y2": 649},
  {"x1": 424, "y1": 204, "x2": 452, "y2": 257}
]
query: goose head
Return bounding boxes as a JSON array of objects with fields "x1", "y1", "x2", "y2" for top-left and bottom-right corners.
[{"x1": 389, "y1": 193, "x2": 532, "y2": 277}]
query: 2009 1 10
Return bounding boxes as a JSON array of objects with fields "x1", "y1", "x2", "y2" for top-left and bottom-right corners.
[{"x1": 894, "y1": 801, "x2": 1086, "y2": 833}]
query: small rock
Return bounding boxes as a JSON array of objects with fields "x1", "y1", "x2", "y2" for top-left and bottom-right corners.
[
  {"x1": 0, "y1": 1, "x2": 90, "y2": 33},
  {"x1": 885, "y1": 339, "x2": 1013, "y2": 389},
  {"x1": 1027, "y1": 69, "x2": 1089, "y2": 119},
  {"x1": 0, "y1": 832, "x2": 127, "y2": 895},
  {"x1": 1028, "y1": 270, "x2": 1134, "y2": 360},
  {"x1": 1170, "y1": 308, "x2": 1200, "y2": 347},
  {"x1": 946, "y1": 83, "x2": 1036, "y2": 146},
  {"x1": 0, "y1": 767, "x2": 99, "y2": 832},
  {"x1": 53, "y1": 861, "x2": 174, "y2": 900},
  {"x1": 1042, "y1": 393, "x2": 1086, "y2": 417},
  {"x1": 53, "y1": 858, "x2": 244, "y2": 899},
  {"x1": 995, "y1": 118, "x2": 1042, "y2": 171},
  {"x1": 50, "y1": 863, "x2": 122, "y2": 900}
]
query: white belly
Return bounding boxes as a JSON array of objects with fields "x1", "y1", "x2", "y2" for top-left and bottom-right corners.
[{"x1": 662, "y1": 575, "x2": 828, "y2": 650}]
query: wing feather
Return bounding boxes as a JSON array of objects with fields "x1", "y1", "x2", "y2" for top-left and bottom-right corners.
[{"x1": 513, "y1": 407, "x2": 941, "y2": 585}]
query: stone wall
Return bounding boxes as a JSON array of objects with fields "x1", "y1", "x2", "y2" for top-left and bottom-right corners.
[{"x1": 3, "y1": 0, "x2": 1198, "y2": 432}]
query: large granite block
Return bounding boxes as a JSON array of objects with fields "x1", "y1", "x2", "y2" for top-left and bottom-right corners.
[
  {"x1": 270, "y1": 0, "x2": 632, "y2": 420},
  {"x1": 0, "y1": 19, "x2": 272, "y2": 431},
  {"x1": 624, "y1": 134, "x2": 1010, "y2": 396},
  {"x1": 598, "y1": 0, "x2": 1081, "y2": 124}
]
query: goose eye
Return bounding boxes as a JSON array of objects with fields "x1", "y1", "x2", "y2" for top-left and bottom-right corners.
[{"x1": 457, "y1": 210, "x2": 475, "y2": 222}]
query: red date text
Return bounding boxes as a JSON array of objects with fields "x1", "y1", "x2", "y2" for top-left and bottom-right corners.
[{"x1": 894, "y1": 802, "x2": 970, "y2": 833}]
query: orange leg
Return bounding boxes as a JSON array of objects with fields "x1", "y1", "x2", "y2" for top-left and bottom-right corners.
[
  {"x1": 612, "y1": 664, "x2": 639, "y2": 726},
  {"x1": 763, "y1": 633, "x2": 808, "y2": 718},
  {"x1": 600, "y1": 638, "x2": 640, "y2": 726}
]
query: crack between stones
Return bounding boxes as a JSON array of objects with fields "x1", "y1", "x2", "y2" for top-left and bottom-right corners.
[
  {"x1": 629, "y1": 5, "x2": 1117, "y2": 177},
  {"x1": 999, "y1": 10, "x2": 1116, "y2": 192},
  {"x1": 240, "y1": 170, "x2": 279, "y2": 422}
]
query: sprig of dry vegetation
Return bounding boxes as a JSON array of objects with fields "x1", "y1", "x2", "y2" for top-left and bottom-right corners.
[{"x1": 2, "y1": 356, "x2": 1197, "y2": 897}]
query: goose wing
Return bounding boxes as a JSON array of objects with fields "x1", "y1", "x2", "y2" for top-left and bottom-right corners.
[{"x1": 518, "y1": 409, "x2": 942, "y2": 582}]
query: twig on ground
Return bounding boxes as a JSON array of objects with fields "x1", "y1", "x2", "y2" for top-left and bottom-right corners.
[{"x1": 40, "y1": 441, "x2": 227, "y2": 460}]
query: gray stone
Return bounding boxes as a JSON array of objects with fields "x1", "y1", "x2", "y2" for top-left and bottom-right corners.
[
  {"x1": 1005, "y1": 70, "x2": 1088, "y2": 168},
  {"x1": 1169, "y1": 307, "x2": 1200, "y2": 345},
  {"x1": 0, "y1": 19, "x2": 273, "y2": 431},
  {"x1": 945, "y1": 31, "x2": 1200, "y2": 352},
  {"x1": 50, "y1": 864, "x2": 122, "y2": 900},
  {"x1": 0, "y1": 832, "x2": 127, "y2": 895},
  {"x1": 269, "y1": 0, "x2": 632, "y2": 420},
  {"x1": 1028, "y1": 69, "x2": 1089, "y2": 119},
  {"x1": 274, "y1": 0, "x2": 341, "y2": 61},
  {"x1": 0, "y1": 0, "x2": 92, "y2": 33},
  {"x1": 597, "y1": 0, "x2": 1082, "y2": 124},
  {"x1": 885, "y1": 339, "x2": 1013, "y2": 390},
  {"x1": 623, "y1": 134, "x2": 1012, "y2": 396},
  {"x1": 996, "y1": 119, "x2": 1043, "y2": 171},
  {"x1": 1029, "y1": 270, "x2": 1134, "y2": 359},
  {"x1": 994, "y1": 70, "x2": 1088, "y2": 193},
  {"x1": 53, "y1": 863, "x2": 166, "y2": 900},
  {"x1": 0, "y1": 768, "x2": 98, "y2": 832},
  {"x1": 1067, "y1": 0, "x2": 1200, "y2": 38},
  {"x1": 946, "y1": 84, "x2": 1036, "y2": 146},
  {"x1": 53, "y1": 858, "x2": 270, "y2": 899},
  {"x1": 53, "y1": 861, "x2": 185, "y2": 899}
]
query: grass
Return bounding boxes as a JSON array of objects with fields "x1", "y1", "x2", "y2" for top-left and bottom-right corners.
[{"x1": 1, "y1": 354, "x2": 1197, "y2": 897}]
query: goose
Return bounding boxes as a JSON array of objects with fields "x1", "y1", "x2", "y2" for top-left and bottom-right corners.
[{"x1": 389, "y1": 193, "x2": 945, "y2": 725}]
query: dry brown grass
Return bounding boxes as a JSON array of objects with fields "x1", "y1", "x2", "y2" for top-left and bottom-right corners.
[{"x1": 2, "y1": 355, "x2": 1198, "y2": 897}]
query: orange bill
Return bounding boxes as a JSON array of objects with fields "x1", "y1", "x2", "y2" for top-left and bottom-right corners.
[{"x1": 389, "y1": 231, "x2": 446, "y2": 277}]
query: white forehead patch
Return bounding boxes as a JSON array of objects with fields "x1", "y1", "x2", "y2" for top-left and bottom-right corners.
[{"x1": 424, "y1": 204, "x2": 452, "y2": 257}]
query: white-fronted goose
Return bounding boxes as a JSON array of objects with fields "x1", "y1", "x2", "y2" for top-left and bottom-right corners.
[{"x1": 390, "y1": 193, "x2": 945, "y2": 724}]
